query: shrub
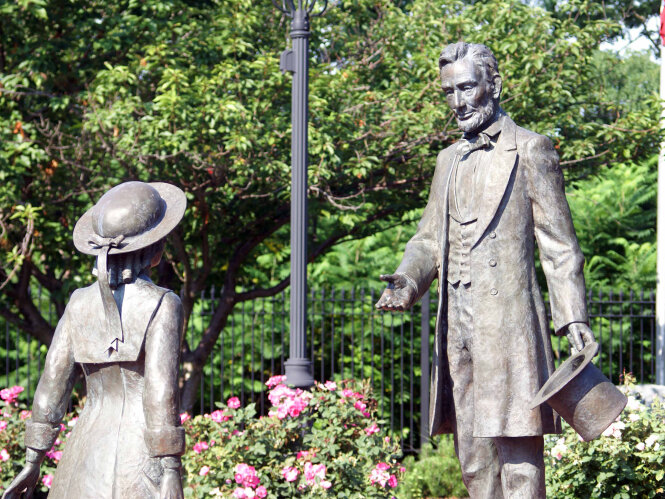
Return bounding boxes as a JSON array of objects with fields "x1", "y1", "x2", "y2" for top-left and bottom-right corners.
[
  {"x1": 0, "y1": 378, "x2": 403, "y2": 498},
  {"x1": 545, "y1": 374, "x2": 665, "y2": 498},
  {"x1": 182, "y1": 376, "x2": 404, "y2": 498},
  {"x1": 396, "y1": 434, "x2": 468, "y2": 498}
]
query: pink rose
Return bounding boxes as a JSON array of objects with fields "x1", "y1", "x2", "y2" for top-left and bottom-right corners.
[
  {"x1": 387, "y1": 475, "x2": 398, "y2": 488},
  {"x1": 369, "y1": 463, "x2": 392, "y2": 487},
  {"x1": 199, "y1": 465, "x2": 210, "y2": 476},
  {"x1": 42, "y1": 474, "x2": 53, "y2": 488},
  {"x1": 211, "y1": 410, "x2": 231, "y2": 423},
  {"x1": 266, "y1": 375, "x2": 287, "y2": 388},
  {"x1": 281, "y1": 466, "x2": 299, "y2": 482},
  {"x1": 324, "y1": 381, "x2": 337, "y2": 391},
  {"x1": 234, "y1": 463, "x2": 260, "y2": 488},
  {"x1": 67, "y1": 416, "x2": 78, "y2": 427},
  {"x1": 193, "y1": 441, "x2": 209, "y2": 454},
  {"x1": 255, "y1": 485, "x2": 268, "y2": 498},
  {"x1": 365, "y1": 423, "x2": 380, "y2": 435},
  {"x1": 46, "y1": 449, "x2": 63, "y2": 462},
  {"x1": 0, "y1": 449, "x2": 9, "y2": 462},
  {"x1": 19, "y1": 410, "x2": 31, "y2": 420},
  {"x1": 354, "y1": 400, "x2": 370, "y2": 416},
  {"x1": 304, "y1": 462, "x2": 329, "y2": 488},
  {"x1": 0, "y1": 386, "x2": 24, "y2": 404},
  {"x1": 180, "y1": 412, "x2": 191, "y2": 424},
  {"x1": 227, "y1": 397, "x2": 241, "y2": 409},
  {"x1": 0, "y1": 421, "x2": 7, "y2": 432},
  {"x1": 296, "y1": 450, "x2": 316, "y2": 460},
  {"x1": 232, "y1": 487, "x2": 250, "y2": 498},
  {"x1": 268, "y1": 385, "x2": 312, "y2": 420}
]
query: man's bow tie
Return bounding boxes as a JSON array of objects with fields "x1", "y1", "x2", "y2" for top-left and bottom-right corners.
[{"x1": 458, "y1": 132, "x2": 491, "y2": 156}]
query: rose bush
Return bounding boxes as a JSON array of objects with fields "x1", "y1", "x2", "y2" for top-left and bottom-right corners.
[
  {"x1": 182, "y1": 376, "x2": 404, "y2": 498},
  {"x1": 545, "y1": 374, "x2": 665, "y2": 498}
]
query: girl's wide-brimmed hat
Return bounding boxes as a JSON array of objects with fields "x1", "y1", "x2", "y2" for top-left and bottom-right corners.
[
  {"x1": 73, "y1": 181, "x2": 186, "y2": 255},
  {"x1": 530, "y1": 341, "x2": 627, "y2": 441}
]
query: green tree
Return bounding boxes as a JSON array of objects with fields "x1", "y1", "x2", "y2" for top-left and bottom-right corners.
[
  {"x1": 542, "y1": 0, "x2": 661, "y2": 55},
  {"x1": 0, "y1": 0, "x2": 658, "y2": 410}
]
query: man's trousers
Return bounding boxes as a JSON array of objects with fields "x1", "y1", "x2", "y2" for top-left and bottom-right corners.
[{"x1": 447, "y1": 281, "x2": 546, "y2": 499}]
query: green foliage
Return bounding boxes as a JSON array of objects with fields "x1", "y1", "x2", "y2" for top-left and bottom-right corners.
[
  {"x1": 397, "y1": 435, "x2": 468, "y2": 498},
  {"x1": 568, "y1": 157, "x2": 657, "y2": 289},
  {"x1": 545, "y1": 374, "x2": 665, "y2": 498}
]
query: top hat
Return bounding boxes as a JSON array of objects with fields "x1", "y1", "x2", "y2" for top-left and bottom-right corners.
[
  {"x1": 73, "y1": 181, "x2": 186, "y2": 256},
  {"x1": 530, "y1": 341, "x2": 627, "y2": 441}
]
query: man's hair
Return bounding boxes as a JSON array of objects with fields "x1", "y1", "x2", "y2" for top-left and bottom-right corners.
[{"x1": 438, "y1": 42, "x2": 500, "y2": 84}]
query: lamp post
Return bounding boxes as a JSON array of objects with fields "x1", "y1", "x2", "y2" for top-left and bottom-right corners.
[{"x1": 273, "y1": 0, "x2": 327, "y2": 388}]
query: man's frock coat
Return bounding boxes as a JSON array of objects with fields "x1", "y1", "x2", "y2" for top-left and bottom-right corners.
[{"x1": 395, "y1": 115, "x2": 588, "y2": 438}]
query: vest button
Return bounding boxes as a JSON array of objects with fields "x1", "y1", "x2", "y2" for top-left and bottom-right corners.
[
  {"x1": 489, "y1": 231, "x2": 496, "y2": 239},
  {"x1": 490, "y1": 288, "x2": 498, "y2": 296},
  {"x1": 489, "y1": 258, "x2": 497, "y2": 267}
]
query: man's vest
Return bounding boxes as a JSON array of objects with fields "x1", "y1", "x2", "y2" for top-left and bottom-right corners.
[{"x1": 447, "y1": 122, "x2": 502, "y2": 285}]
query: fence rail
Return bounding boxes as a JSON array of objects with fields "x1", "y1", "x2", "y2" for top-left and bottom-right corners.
[{"x1": 0, "y1": 286, "x2": 658, "y2": 453}]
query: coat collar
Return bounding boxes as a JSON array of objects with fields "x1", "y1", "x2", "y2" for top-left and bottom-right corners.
[{"x1": 69, "y1": 277, "x2": 171, "y2": 363}]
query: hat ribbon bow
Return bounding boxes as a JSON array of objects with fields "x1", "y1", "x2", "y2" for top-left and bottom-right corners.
[{"x1": 88, "y1": 234, "x2": 126, "y2": 250}]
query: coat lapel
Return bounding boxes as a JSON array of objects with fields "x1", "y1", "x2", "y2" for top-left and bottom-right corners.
[{"x1": 472, "y1": 117, "x2": 517, "y2": 247}]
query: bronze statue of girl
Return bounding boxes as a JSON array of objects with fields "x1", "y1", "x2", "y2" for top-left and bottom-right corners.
[{"x1": 4, "y1": 181, "x2": 187, "y2": 499}]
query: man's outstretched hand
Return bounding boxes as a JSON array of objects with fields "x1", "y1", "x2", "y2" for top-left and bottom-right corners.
[{"x1": 374, "y1": 274, "x2": 417, "y2": 312}]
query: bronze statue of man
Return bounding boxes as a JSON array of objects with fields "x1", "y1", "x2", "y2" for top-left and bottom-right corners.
[
  {"x1": 3, "y1": 181, "x2": 187, "y2": 499},
  {"x1": 376, "y1": 42, "x2": 595, "y2": 498}
]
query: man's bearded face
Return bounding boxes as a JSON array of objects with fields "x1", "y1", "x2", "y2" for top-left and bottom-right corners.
[{"x1": 440, "y1": 57, "x2": 497, "y2": 134}]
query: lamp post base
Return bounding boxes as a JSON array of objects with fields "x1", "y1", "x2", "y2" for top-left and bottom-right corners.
[{"x1": 285, "y1": 358, "x2": 314, "y2": 389}]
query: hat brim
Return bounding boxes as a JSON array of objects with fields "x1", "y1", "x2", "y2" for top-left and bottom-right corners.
[
  {"x1": 529, "y1": 341, "x2": 599, "y2": 410},
  {"x1": 73, "y1": 182, "x2": 186, "y2": 255}
]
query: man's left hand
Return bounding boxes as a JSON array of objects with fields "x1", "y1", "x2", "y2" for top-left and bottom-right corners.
[{"x1": 565, "y1": 323, "x2": 596, "y2": 355}]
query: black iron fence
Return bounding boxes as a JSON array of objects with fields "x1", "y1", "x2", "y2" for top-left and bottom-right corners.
[{"x1": 0, "y1": 286, "x2": 658, "y2": 453}]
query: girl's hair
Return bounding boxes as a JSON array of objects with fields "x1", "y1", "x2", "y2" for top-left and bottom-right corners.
[{"x1": 94, "y1": 240, "x2": 165, "y2": 289}]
